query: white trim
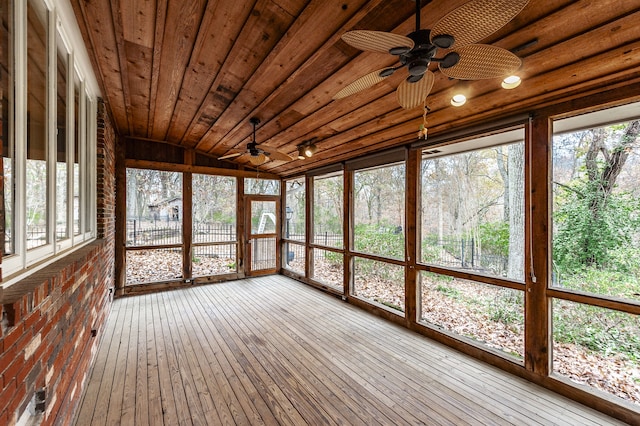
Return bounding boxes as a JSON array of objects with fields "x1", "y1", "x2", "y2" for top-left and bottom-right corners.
[
  {"x1": 53, "y1": 0, "x2": 100, "y2": 96},
  {"x1": 14, "y1": 0, "x2": 27, "y2": 269},
  {"x1": 2, "y1": 0, "x2": 99, "y2": 287}
]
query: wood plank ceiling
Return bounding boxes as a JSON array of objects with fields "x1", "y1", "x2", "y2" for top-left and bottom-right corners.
[{"x1": 71, "y1": 0, "x2": 640, "y2": 177}]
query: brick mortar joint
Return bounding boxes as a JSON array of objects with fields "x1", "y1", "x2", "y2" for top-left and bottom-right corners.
[{"x1": 1, "y1": 240, "x2": 108, "y2": 310}]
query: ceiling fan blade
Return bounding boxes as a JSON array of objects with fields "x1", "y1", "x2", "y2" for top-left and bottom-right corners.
[
  {"x1": 255, "y1": 145, "x2": 294, "y2": 162},
  {"x1": 334, "y1": 69, "x2": 389, "y2": 100},
  {"x1": 431, "y1": 0, "x2": 529, "y2": 48},
  {"x1": 342, "y1": 30, "x2": 414, "y2": 54},
  {"x1": 218, "y1": 152, "x2": 243, "y2": 160},
  {"x1": 396, "y1": 71, "x2": 435, "y2": 110},
  {"x1": 439, "y1": 44, "x2": 521, "y2": 80}
]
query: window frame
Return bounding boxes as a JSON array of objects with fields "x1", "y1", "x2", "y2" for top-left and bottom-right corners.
[{"x1": 2, "y1": 0, "x2": 97, "y2": 283}]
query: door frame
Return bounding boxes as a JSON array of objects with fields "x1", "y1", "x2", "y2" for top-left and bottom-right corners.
[{"x1": 244, "y1": 195, "x2": 280, "y2": 276}]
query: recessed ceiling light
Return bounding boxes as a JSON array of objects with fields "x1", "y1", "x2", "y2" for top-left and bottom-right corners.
[
  {"x1": 501, "y1": 75, "x2": 522, "y2": 89},
  {"x1": 451, "y1": 94, "x2": 466, "y2": 107}
]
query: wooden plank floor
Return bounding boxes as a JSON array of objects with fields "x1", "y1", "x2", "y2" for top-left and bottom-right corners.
[{"x1": 75, "y1": 276, "x2": 624, "y2": 425}]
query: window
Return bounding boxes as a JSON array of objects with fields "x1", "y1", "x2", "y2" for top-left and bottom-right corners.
[
  {"x1": 353, "y1": 162, "x2": 405, "y2": 260},
  {"x1": 55, "y1": 32, "x2": 68, "y2": 243},
  {"x1": 420, "y1": 135, "x2": 525, "y2": 280},
  {"x1": 72, "y1": 70, "x2": 81, "y2": 236},
  {"x1": 552, "y1": 111, "x2": 640, "y2": 300},
  {"x1": 312, "y1": 248, "x2": 342, "y2": 290},
  {"x1": 244, "y1": 177, "x2": 279, "y2": 195},
  {"x1": 351, "y1": 161, "x2": 406, "y2": 313},
  {"x1": 192, "y1": 174, "x2": 237, "y2": 277},
  {"x1": 25, "y1": 0, "x2": 49, "y2": 251},
  {"x1": 420, "y1": 271, "x2": 524, "y2": 358},
  {"x1": 418, "y1": 131, "x2": 526, "y2": 359},
  {"x1": 125, "y1": 169, "x2": 183, "y2": 284},
  {"x1": 313, "y1": 172, "x2": 343, "y2": 248},
  {"x1": 1, "y1": 0, "x2": 97, "y2": 282},
  {"x1": 284, "y1": 178, "x2": 305, "y2": 242},
  {"x1": 2, "y1": 0, "x2": 13, "y2": 257},
  {"x1": 551, "y1": 104, "x2": 640, "y2": 406},
  {"x1": 354, "y1": 257, "x2": 405, "y2": 313},
  {"x1": 283, "y1": 178, "x2": 305, "y2": 275}
]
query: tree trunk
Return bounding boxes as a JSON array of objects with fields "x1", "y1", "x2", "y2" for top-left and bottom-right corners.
[
  {"x1": 507, "y1": 143, "x2": 525, "y2": 280},
  {"x1": 496, "y1": 146, "x2": 509, "y2": 221}
]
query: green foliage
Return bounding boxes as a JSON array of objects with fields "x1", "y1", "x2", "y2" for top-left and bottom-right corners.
[
  {"x1": 554, "y1": 180, "x2": 640, "y2": 274},
  {"x1": 557, "y1": 266, "x2": 640, "y2": 299},
  {"x1": 478, "y1": 221, "x2": 509, "y2": 257},
  {"x1": 487, "y1": 290, "x2": 524, "y2": 326},
  {"x1": 209, "y1": 211, "x2": 235, "y2": 225},
  {"x1": 353, "y1": 223, "x2": 404, "y2": 259},
  {"x1": 553, "y1": 300, "x2": 640, "y2": 360},
  {"x1": 356, "y1": 257, "x2": 404, "y2": 282},
  {"x1": 435, "y1": 284, "x2": 461, "y2": 298}
]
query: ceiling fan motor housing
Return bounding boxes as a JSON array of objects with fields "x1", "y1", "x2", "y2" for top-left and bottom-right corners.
[{"x1": 401, "y1": 30, "x2": 438, "y2": 76}]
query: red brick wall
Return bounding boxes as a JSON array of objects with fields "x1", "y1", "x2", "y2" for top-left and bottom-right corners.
[{"x1": 0, "y1": 99, "x2": 116, "y2": 425}]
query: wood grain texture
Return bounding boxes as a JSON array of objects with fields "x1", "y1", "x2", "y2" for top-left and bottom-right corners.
[
  {"x1": 69, "y1": 0, "x2": 640, "y2": 176},
  {"x1": 75, "y1": 276, "x2": 626, "y2": 425}
]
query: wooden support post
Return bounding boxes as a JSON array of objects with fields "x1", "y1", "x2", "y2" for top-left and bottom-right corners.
[
  {"x1": 237, "y1": 175, "x2": 246, "y2": 277},
  {"x1": 343, "y1": 169, "x2": 353, "y2": 298},
  {"x1": 182, "y1": 168, "x2": 193, "y2": 281},
  {"x1": 182, "y1": 150, "x2": 194, "y2": 280},
  {"x1": 114, "y1": 135, "x2": 127, "y2": 295},
  {"x1": 305, "y1": 175, "x2": 312, "y2": 280},
  {"x1": 525, "y1": 114, "x2": 551, "y2": 376},
  {"x1": 405, "y1": 148, "x2": 419, "y2": 325}
]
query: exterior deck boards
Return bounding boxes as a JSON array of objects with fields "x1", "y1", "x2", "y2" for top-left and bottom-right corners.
[{"x1": 75, "y1": 276, "x2": 624, "y2": 425}]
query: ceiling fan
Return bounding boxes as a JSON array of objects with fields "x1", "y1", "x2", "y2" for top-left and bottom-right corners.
[
  {"x1": 218, "y1": 117, "x2": 294, "y2": 166},
  {"x1": 333, "y1": 0, "x2": 529, "y2": 109}
]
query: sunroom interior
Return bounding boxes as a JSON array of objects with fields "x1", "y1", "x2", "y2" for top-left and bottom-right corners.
[{"x1": 1, "y1": 0, "x2": 640, "y2": 424}]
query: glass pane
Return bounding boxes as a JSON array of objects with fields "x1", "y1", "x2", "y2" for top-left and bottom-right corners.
[
  {"x1": 192, "y1": 244, "x2": 236, "y2": 277},
  {"x1": 353, "y1": 257, "x2": 405, "y2": 313},
  {"x1": 126, "y1": 248, "x2": 183, "y2": 285},
  {"x1": 283, "y1": 241, "x2": 305, "y2": 276},
  {"x1": 250, "y1": 200, "x2": 276, "y2": 234},
  {"x1": 311, "y1": 248, "x2": 342, "y2": 291},
  {"x1": 552, "y1": 299, "x2": 639, "y2": 406},
  {"x1": 420, "y1": 271, "x2": 524, "y2": 359},
  {"x1": 55, "y1": 36, "x2": 68, "y2": 242},
  {"x1": 73, "y1": 73, "x2": 80, "y2": 235},
  {"x1": 244, "y1": 178, "x2": 279, "y2": 195},
  {"x1": 193, "y1": 174, "x2": 236, "y2": 243},
  {"x1": 313, "y1": 173, "x2": 343, "y2": 248},
  {"x1": 250, "y1": 237, "x2": 276, "y2": 271},
  {"x1": 126, "y1": 169, "x2": 182, "y2": 246},
  {"x1": 552, "y1": 118, "x2": 640, "y2": 302},
  {"x1": 285, "y1": 178, "x2": 305, "y2": 242},
  {"x1": 2, "y1": 0, "x2": 13, "y2": 256},
  {"x1": 26, "y1": 0, "x2": 48, "y2": 250},
  {"x1": 84, "y1": 95, "x2": 93, "y2": 233},
  {"x1": 354, "y1": 163, "x2": 405, "y2": 260},
  {"x1": 421, "y1": 140, "x2": 525, "y2": 280}
]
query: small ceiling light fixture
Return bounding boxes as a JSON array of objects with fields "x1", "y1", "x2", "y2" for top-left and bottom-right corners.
[
  {"x1": 304, "y1": 143, "x2": 317, "y2": 158},
  {"x1": 451, "y1": 94, "x2": 467, "y2": 107},
  {"x1": 297, "y1": 146, "x2": 306, "y2": 160},
  {"x1": 501, "y1": 75, "x2": 522, "y2": 89},
  {"x1": 297, "y1": 137, "x2": 318, "y2": 159}
]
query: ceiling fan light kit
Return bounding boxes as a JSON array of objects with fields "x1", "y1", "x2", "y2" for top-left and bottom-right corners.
[
  {"x1": 502, "y1": 75, "x2": 522, "y2": 89},
  {"x1": 335, "y1": 0, "x2": 529, "y2": 110},
  {"x1": 218, "y1": 117, "x2": 294, "y2": 165},
  {"x1": 451, "y1": 94, "x2": 467, "y2": 107}
]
